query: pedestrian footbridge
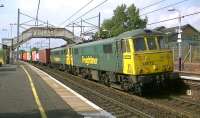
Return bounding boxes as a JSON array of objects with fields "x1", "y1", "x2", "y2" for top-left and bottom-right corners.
[{"x1": 12, "y1": 27, "x2": 77, "y2": 49}]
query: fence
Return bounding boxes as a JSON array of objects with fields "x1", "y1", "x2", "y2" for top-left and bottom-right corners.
[{"x1": 168, "y1": 41, "x2": 200, "y2": 63}]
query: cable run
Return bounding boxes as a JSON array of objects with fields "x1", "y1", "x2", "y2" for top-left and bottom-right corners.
[
  {"x1": 147, "y1": 11, "x2": 200, "y2": 25},
  {"x1": 140, "y1": 0, "x2": 189, "y2": 16},
  {"x1": 59, "y1": 0, "x2": 95, "y2": 26},
  {"x1": 65, "y1": 0, "x2": 108, "y2": 27}
]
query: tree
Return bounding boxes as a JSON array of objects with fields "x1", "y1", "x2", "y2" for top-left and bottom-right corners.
[
  {"x1": 99, "y1": 3, "x2": 147, "y2": 38},
  {"x1": 31, "y1": 47, "x2": 39, "y2": 52}
]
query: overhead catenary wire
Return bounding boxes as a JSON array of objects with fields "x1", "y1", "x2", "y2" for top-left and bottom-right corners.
[
  {"x1": 20, "y1": 12, "x2": 55, "y2": 27},
  {"x1": 82, "y1": 28, "x2": 97, "y2": 35},
  {"x1": 59, "y1": 0, "x2": 95, "y2": 26},
  {"x1": 20, "y1": 19, "x2": 34, "y2": 25},
  {"x1": 21, "y1": 23, "x2": 44, "y2": 27},
  {"x1": 82, "y1": 20, "x2": 98, "y2": 28},
  {"x1": 147, "y1": 10, "x2": 200, "y2": 25},
  {"x1": 140, "y1": 0, "x2": 167, "y2": 11},
  {"x1": 65, "y1": 0, "x2": 108, "y2": 27},
  {"x1": 75, "y1": 15, "x2": 99, "y2": 24},
  {"x1": 83, "y1": 15, "x2": 99, "y2": 21},
  {"x1": 140, "y1": 0, "x2": 189, "y2": 16}
]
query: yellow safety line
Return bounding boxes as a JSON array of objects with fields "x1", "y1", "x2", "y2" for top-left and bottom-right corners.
[{"x1": 21, "y1": 65, "x2": 47, "y2": 118}]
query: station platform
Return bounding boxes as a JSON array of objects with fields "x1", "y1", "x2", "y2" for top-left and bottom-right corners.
[{"x1": 0, "y1": 62, "x2": 114, "y2": 118}]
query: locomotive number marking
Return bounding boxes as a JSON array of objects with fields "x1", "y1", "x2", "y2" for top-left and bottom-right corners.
[{"x1": 82, "y1": 56, "x2": 98, "y2": 65}]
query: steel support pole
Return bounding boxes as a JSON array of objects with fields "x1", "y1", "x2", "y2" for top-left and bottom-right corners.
[
  {"x1": 17, "y1": 8, "x2": 20, "y2": 61},
  {"x1": 177, "y1": 11, "x2": 182, "y2": 71},
  {"x1": 98, "y1": 12, "x2": 101, "y2": 38},
  {"x1": 72, "y1": 23, "x2": 75, "y2": 40},
  {"x1": 47, "y1": 20, "x2": 50, "y2": 49},
  {"x1": 81, "y1": 18, "x2": 83, "y2": 34}
]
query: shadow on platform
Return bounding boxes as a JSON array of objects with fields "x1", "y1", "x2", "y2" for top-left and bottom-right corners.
[
  {"x1": 0, "y1": 64, "x2": 17, "y2": 71},
  {"x1": 0, "y1": 109, "x2": 83, "y2": 118}
]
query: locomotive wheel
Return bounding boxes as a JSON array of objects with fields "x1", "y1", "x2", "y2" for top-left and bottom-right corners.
[
  {"x1": 121, "y1": 80, "x2": 129, "y2": 91},
  {"x1": 134, "y1": 84, "x2": 143, "y2": 96},
  {"x1": 100, "y1": 73, "x2": 110, "y2": 87}
]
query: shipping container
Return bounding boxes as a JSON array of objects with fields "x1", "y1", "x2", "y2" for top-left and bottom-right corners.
[
  {"x1": 39, "y1": 49, "x2": 50, "y2": 64},
  {"x1": 36, "y1": 53, "x2": 39, "y2": 61},
  {"x1": 27, "y1": 51, "x2": 31, "y2": 61},
  {"x1": 31, "y1": 51, "x2": 37, "y2": 62},
  {"x1": 19, "y1": 51, "x2": 24, "y2": 60},
  {"x1": 22, "y1": 52, "x2": 27, "y2": 61}
]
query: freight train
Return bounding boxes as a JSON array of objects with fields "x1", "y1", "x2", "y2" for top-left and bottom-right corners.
[{"x1": 20, "y1": 29, "x2": 179, "y2": 94}]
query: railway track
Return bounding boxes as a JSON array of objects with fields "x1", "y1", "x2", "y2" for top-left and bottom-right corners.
[
  {"x1": 149, "y1": 95, "x2": 200, "y2": 118},
  {"x1": 146, "y1": 71, "x2": 200, "y2": 118},
  {"x1": 32, "y1": 63, "x2": 187, "y2": 118}
]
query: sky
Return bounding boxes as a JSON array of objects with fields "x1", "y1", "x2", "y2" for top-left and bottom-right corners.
[{"x1": 0, "y1": 0, "x2": 199, "y2": 50}]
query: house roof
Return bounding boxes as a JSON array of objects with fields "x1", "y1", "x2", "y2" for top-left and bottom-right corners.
[{"x1": 154, "y1": 24, "x2": 199, "y2": 34}]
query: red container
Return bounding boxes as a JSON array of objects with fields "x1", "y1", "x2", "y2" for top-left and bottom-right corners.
[
  {"x1": 31, "y1": 51, "x2": 37, "y2": 62},
  {"x1": 27, "y1": 52, "x2": 31, "y2": 61},
  {"x1": 23, "y1": 52, "x2": 27, "y2": 61},
  {"x1": 39, "y1": 49, "x2": 50, "y2": 64}
]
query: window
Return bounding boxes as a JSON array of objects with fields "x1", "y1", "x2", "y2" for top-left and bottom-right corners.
[
  {"x1": 74, "y1": 48, "x2": 78, "y2": 55},
  {"x1": 147, "y1": 37, "x2": 157, "y2": 50},
  {"x1": 157, "y1": 36, "x2": 165, "y2": 49},
  {"x1": 122, "y1": 39, "x2": 131, "y2": 53},
  {"x1": 103, "y1": 44, "x2": 112, "y2": 53},
  {"x1": 134, "y1": 38, "x2": 146, "y2": 51}
]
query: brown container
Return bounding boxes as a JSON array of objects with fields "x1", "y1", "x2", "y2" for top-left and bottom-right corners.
[
  {"x1": 39, "y1": 49, "x2": 50, "y2": 64},
  {"x1": 23, "y1": 52, "x2": 27, "y2": 61}
]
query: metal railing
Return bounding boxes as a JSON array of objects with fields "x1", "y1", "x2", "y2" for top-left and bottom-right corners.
[{"x1": 169, "y1": 42, "x2": 200, "y2": 63}]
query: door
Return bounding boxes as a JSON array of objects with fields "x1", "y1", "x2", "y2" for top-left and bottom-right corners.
[
  {"x1": 122, "y1": 38, "x2": 134, "y2": 75},
  {"x1": 66, "y1": 48, "x2": 73, "y2": 66}
]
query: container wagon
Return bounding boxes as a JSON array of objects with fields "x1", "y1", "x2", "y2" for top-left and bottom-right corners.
[
  {"x1": 39, "y1": 49, "x2": 50, "y2": 65},
  {"x1": 31, "y1": 51, "x2": 38, "y2": 62}
]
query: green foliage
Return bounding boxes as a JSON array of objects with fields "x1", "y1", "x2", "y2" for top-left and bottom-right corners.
[
  {"x1": 99, "y1": 3, "x2": 147, "y2": 38},
  {"x1": 31, "y1": 47, "x2": 39, "y2": 51}
]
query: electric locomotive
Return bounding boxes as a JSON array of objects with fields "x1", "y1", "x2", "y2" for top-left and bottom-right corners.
[{"x1": 50, "y1": 29, "x2": 178, "y2": 94}]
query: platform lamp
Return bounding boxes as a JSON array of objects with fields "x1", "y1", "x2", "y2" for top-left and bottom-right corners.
[{"x1": 168, "y1": 8, "x2": 182, "y2": 71}]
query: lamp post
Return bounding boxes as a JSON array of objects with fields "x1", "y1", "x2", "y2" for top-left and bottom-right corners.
[{"x1": 168, "y1": 8, "x2": 182, "y2": 71}]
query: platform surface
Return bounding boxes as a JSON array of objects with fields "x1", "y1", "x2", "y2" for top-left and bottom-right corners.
[{"x1": 0, "y1": 63, "x2": 113, "y2": 118}]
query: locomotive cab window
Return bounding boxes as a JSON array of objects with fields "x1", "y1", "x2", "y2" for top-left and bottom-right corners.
[
  {"x1": 133, "y1": 37, "x2": 146, "y2": 51},
  {"x1": 157, "y1": 36, "x2": 165, "y2": 49},
  {"x1": 122, "y1": 39, "x2": 130, "y2": 53},
  {"x1": 147, "y1": 37, "x2": 157, "y2": 50}
]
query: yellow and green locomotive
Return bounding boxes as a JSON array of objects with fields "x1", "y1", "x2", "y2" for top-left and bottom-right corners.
[{"x1": 50, "y1": 29, "x2": 177, "y2": 94}]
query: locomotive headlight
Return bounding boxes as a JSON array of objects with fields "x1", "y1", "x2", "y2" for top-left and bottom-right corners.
[{"x1": 153, "y1": 65, "x2": 156, "y2": 70}]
